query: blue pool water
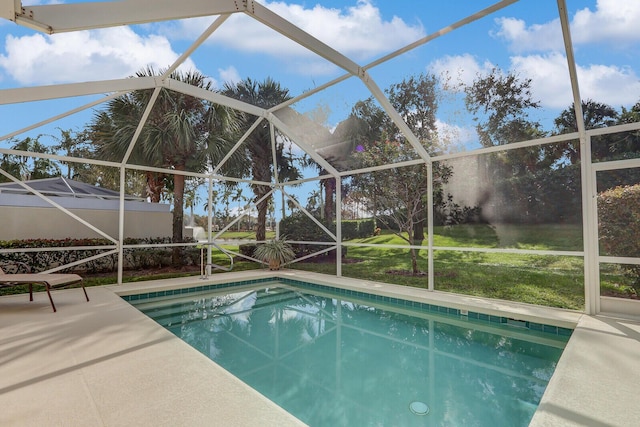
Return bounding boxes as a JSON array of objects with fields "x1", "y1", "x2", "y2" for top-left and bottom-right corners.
[{"x1": 129, "y1": 282, "x2": 569, "y2": 427}]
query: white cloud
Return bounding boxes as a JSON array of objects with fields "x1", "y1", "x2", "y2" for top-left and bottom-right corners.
[
  {"x1": 269, "y1": 0, "x2": 424, "y2": 60},
  {"x1": 510, "y1": 53, "x2": 640, "y2": 109},
  {"x1": 428, "y1": 54, "x2": 495, "y2": 89},
  {"x1": 428, "y1": 52, "x2": 640, "y2": 111},
  {"x1": 573, "y1": 63, "x2": 640, "y2": 107},
  {"x1": 218, "y1": 66, "x2": 241, "y2": 87},
  {"x1": 435, "y1": 119, "x2": 477, "y2": 153},
  {"x1": 485, "y1": 0, "x2": 640, "y2": 110},
  {"x1": 494, "y1": 0, "x2": 640, "y2": 52},
  {"x1": 0, "y1": 27, "x2": 197, "y2": 85},
  {"x1": 493, "y1": 17, "x2": 562, "y2": 53},
  {"x1": 171, "y1": 0, "x2": 424, "y2": 64},
  {"x1": 0, "y1": 1, "x2": 424, "y2": 85},
  {"x1": 509, "y1": 53, "x2": 572, "y2": 109},
  {"x1": 571, "y1": 0, "x2": 640, "y2": 45}
]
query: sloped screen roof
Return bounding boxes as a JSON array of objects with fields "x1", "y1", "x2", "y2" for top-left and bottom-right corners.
[
  {"x1": 0, "y1": 177, "x2": 143, "y2": 201},
  {"x1": 0, "y1": 0, "x2": 597, "y2": 181}
]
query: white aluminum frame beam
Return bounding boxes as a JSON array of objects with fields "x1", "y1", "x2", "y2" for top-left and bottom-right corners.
[
  {"x1": 0, "y1": 77, "x2": 158, "y2": 105},
  {"x1": 269, "y1": 113, "x2": 340, "y2": 177},
  {"x1": 4, "y1": 0, "x2": 240, "y2": 34},
  {"x1": 270, "y1": 0, "x2": 520, "y2": 124},
  {"x1": 246, "y1": 1, "x2": 432, "y2": 164},
  {"x1": 365, "y1": 0, "x2": 519, "y2": 71},
  {"x1": 1, "y1": 91, "x2": 123, "y2": 142},
  {"x1": 165, "y1": 78, "x2": 266, "y2": 118},
  {"x1": 362, "y1": 75, "x2": 432, "y2": 163},
  {"x1": 557, "y1": 0, "x2": 594, "y2": 314},
  {"x1": 246, "y1": 1, "x2": 362, "y2": 78}
]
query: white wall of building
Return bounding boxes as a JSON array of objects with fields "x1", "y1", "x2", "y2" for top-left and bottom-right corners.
[{"x1": 0, "y1": 194, "x2": 172, "y2": 240}]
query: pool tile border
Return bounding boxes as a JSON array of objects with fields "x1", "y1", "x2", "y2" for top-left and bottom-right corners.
[{"x1": 122, "y1": 276, "x2": 573, "y2": 338}]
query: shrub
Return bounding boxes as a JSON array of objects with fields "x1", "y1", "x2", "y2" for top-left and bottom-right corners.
[
  {"x1": 597, "y1": 184, "x2": 640, "y2": 295},
  {"x1": 357, "y1": 219, "x2": 375, "y2": 238},
  {"x1": 238, "y1": 243, "x2": 257, "y2": 258},
  {"x1": 341, "y1": 221, "x2": 358, "y2": 239},
  {"x1": 279, "y1": 212, "x2": 346, "y2": 260},
  {"x1": 253, "y1": 239, "x2": 295, "y2": 270},
  {"x1": 341, "y1": 219, "x2": 375, "y2": 239},
  {"x1": 0, "y1": 237, "x2": 198, "y2": 273},
  {"x1": 435, "y1": 193, "x2": 482, "y2": 226},
  {"x1": 280, "y1": 212, "x2": 334, "y2": 241}
]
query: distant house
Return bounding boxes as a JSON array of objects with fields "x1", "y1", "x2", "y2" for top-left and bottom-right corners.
[{"x1": 0, "y1": 177, "x2": 172, "y2": 240}]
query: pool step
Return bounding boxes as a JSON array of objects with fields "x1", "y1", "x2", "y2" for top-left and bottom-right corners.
[{"x1": 140, "y1": 287, "x2": 302, "y2": 328}]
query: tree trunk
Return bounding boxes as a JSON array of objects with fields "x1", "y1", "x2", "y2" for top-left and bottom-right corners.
[
  {"x1": 413, "y1": 213, "x2": 424, "y2": 247},
  {"x1": 146, "y1": 172, "x2": 165, "y2": 203},
  {"x1": 252, "y1": 148, "x2": 272, "y2": 241},
  {"x1": 409, "y1": 247, "x2": 419, "y2": 275},
  {"x1": 254, "y1": 185, "x2": 269, "y2": 241},
  {"x1": 407, "y1": 226, "x2": 419, "y2": 275},
  {"x1": 324, "y1": 176, "x2": 335, "y2": 222},
  {"x1": 171, "y1": 166, "x2": 185, "y2": 266}
]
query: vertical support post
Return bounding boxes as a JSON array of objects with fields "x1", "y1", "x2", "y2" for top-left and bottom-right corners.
[
  {"x1": 583, "y1": 135, "x2": 600, "y2": 314},
  {"x1": 428, "y1": 318, "x2": 435, "y2": 406},
  {"x1": 117, "y1": 166, "x2": 125, "y2": 285},
  {"x1": 336, "y1": 299, "x2": 342, "y2": 389},
  {"x1": 427, "y1": 162, "x2": 434, "y2": 291},
  {"x1": 336, "y1": 176, "x2": 342, "y2": 277},
  {"x1": 207, "y1": 176, "x2": 213, "y2": 276},
  {"x1": 557, "y1": 0, "x2": 594, "y2": 313}
]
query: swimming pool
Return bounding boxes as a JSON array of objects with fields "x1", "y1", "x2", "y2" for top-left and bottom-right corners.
[{"x1": 126, "y1": 279, "x2": 571, "y2": 427}]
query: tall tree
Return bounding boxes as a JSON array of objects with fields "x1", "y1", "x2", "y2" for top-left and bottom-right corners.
[
  {"x1": 619, "y1": 101, "x2": 640, "y2": 125},
  {"x1": 51, "y1": 128, "x2": 93, "y2": 180},
  {"x1": 91, "y1": 91, "x2": 168, "y2": 202},
  {"x1": 466, "y1": 70, "x2": 593, "y2": 224},
  {"x1": 615, "y1": 101, "x2": 640, "y2": 159},
  {"x1": 222, "y1": 77, "x2": 300, "y2": 241},
  {"x1": 50, "y1": 127, "x2": 147, "y2": 196},
  {"x1": 553, "y1": 99, "x2": 619, "y2": 163},
  {"x1": 465, "y1": 68, "x2": 542, "y2": 148},
  {"x1": 386, "y1": 73, "x2": 439, "y2": 244},
  {"x1": 465, "y1": 69, "x2": 547, "y2": 175},
  {"x1": 355, "y1": 139, "x2": 430, "y2": 274},
  {"x1": 91, "y1": 67, "x2": 239, "y2": 265},
  {"x1": 349, "y1": 73, "x2": 447, "y2": 274},
  {"x1": 0, "y1": 136, "x2": 60, "y2": 182}
]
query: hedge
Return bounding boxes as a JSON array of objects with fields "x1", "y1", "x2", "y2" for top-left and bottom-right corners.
[
  {"x1": 0, "y1": 237, "x2": 199, "y2": 274},
  {"x1": 597, "y1": 184, "x2": 640, "y2": 294},
  {"x1": 278, "y1": 213, "x2": 374, "y2": 260}
]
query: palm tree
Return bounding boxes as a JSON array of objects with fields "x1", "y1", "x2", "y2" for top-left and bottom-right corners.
[
  {"x1": 90, "y1": 67, "x2": 239, "y2": 265},
  {"x1": 91, "y1": 85, "x2": 165, "y2": 203},
  {"x1": 222, "y1": 77, "x2": 300, "y2": 241}
]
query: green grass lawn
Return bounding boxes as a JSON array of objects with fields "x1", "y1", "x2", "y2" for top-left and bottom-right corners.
[
  {"x1": 3, "y1": 224, "x2": 635, "y2": 310},
  {"x1": 355, "y1": 224, "x2": 584, "y2": 251},
  {"x1": 244, "y1": 224, "x2": 631, "y2": 310},
  {"x1": 289, "y1": 244, "x2": 588, "y2": 310},
  {"x1": 213, "y1": 231, "x2": 276, "y2": 240}
]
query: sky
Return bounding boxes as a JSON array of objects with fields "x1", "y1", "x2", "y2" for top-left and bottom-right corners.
[
  {"x1": 0, "y1": 0, "x2": 639, "y2": 215},
  {"x1": 2, "y1": 1, "x2": 639, "y2": 139}
]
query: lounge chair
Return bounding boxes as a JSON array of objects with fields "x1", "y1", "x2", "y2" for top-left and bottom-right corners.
[{"x1": 0, "y1": 267, "x2": 89, "y2": 312}]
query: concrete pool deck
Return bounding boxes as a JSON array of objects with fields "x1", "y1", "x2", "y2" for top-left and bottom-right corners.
[{"x1": 1, "y1": 270, "x2": 639, "y2": 426}]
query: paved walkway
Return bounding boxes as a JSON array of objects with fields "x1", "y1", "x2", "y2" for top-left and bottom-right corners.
[
  {"x1": 1, "y1": 270, "x2": 639, "y2": 426},
  {"x1": 0, "y1": 276, "x2": 304, "y2": 427}
]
